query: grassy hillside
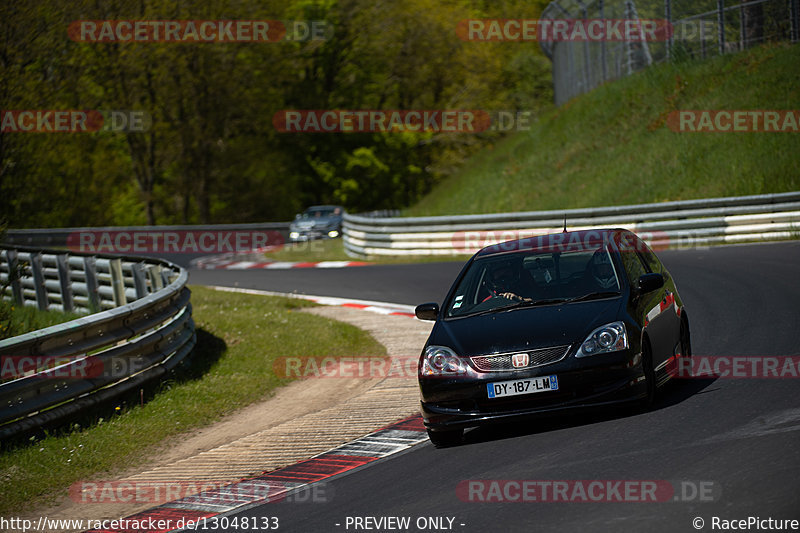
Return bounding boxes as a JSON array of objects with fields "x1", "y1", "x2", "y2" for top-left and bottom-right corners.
[{"x1": 408, "y1": 43, "x2": 800, "y2": 216}]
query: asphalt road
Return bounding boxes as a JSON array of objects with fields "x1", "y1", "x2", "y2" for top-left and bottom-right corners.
[
  {"x1": 189, "y1": 241, "x2": 800, "y2": 533},
  {"x1": 187, "y1": 261, "x2": 467, "y2": 306}
]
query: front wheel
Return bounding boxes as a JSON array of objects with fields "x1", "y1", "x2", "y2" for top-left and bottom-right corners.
[
  {"x1": 680, "y1": 318, "x2": 692, "y2": 359},
  {"x1": 427, "y1": 428, "x2": 463, "y2": 448}
]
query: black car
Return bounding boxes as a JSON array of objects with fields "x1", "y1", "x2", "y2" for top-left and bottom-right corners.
[
  {"x1": 288, "y1": 205, "x2": 345, "y2": 241},
  {"x1": 414, "y1": 229, "x2": 691, "y2": 447}
]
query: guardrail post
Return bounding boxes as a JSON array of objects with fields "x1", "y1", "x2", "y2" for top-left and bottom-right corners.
[
  {"x1": 4, "y1": 250, "x2": 24, "y2": 305},
  {"x1": 132, "y1": 263, "x2": 148, "y2": 299},
  {"x1": 148, "y1": 265, "x2": 164, "y2": 291},
  {"x1": 29, "y1": 252, "x2": 48, "y2": 311},
  {"x1": 55, "y1": 254, "x2": 74, "y2": 312},
  {"x1": 109, "y1": 258, "x2": 127, "y2": 307},
  {"x1": 83, "y1": 256, "x2": 100, "y2": 312}
]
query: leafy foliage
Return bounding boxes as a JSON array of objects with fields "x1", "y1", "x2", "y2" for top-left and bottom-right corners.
[{"x1": 0, "y1": 0, "x2": 553, "y2": 226}]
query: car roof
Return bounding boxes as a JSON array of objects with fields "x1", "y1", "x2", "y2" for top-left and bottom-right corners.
[
  {"x1": 305, "y1": 205, "x2": 343, "y2": 210},
  {"x1": 475, "y1": 228, "x2": 628, "y2": 257}
]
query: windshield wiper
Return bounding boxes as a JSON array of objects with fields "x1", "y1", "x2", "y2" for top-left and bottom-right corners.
[
  {"x1": 452, "y1": 298, "x2": 568, "y2": 319},
  {"x1": 450, "y1": 291, "x2": 621, "y2": 318},
  {"x1": 566, "y1": 291, "x2": 621, "y2": 303},
  {"x1": 499, "y1": 298, "x2": 569, "y2": 311}
]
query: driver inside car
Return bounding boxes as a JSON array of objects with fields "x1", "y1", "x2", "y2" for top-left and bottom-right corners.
[
  {"x1": 588, "y1": 249, "x2": 618, "y2": 290},
  {"x1": 483, "y1": 258, "x2": 535, "y2": 302}
]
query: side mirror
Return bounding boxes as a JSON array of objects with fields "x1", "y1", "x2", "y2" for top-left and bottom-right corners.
[
  {"x1": 294, "y1": 214, "x2": 301, "y2": 219},
  {"x1": 415, "y1": 302, "x2": 439, "y2": 321},
  {"x1": 637, "y1": 273, "x2": 664, "y2": 295}
]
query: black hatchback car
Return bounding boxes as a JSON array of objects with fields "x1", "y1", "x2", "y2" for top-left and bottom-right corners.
[
  {"x1": 415, "y1": 229, "x2": 691, "y2": 447},
  {"x1": 288, "y1": 205, "x2": 344, "y2": 241}
]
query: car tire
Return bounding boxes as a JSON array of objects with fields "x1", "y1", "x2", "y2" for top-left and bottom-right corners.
[
  {"x1": 680, "y1": 317, "x2": 692, "y2": 359},
  {"x1": 427, "y1": 428, "x2": 463, "y2": 448},
  {"x1": 639, "y1": 339, "x2": 657, "y2": 410}
]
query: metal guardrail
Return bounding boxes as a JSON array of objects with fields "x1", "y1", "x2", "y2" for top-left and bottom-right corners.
[
  {"x1": 0, "y1": 246, "x2": 195, "y2": 441},
  {"x1": 343, "y1": 191, "x2": 800, "y2": 258},
  {"x1": 3, "y1": 221, "x2": 290, "y2": 249}
]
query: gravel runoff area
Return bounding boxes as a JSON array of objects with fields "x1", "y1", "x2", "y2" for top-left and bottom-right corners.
[{"x1": 27, "y1": 307, "x2": 433, "y2": 530}]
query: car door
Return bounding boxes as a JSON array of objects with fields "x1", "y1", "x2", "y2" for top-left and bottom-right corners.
[
  {"x1": 617, "y1": 236, "x2": 671, "y2": 367},
  {"x1": 635, "y1": 236, "x2": 682, "y2": 359}
]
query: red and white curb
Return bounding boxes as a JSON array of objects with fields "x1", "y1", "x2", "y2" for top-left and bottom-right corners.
[
  {"x1": 208, "y1": 286, "x2": 417, "y2": 318},
  {"x1": 86, "y1": 416, "x2": 428, "y2": 533}
]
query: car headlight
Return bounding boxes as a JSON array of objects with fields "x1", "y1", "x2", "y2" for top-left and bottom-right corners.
[
  {"x1": 575, "y1": 321, "x2": 628, "y2": 358},
  {"x1": 289, "y1": 231, "x2": 300, "y2": 239},
  {"x1": 327, "y1": 230, "x2": 339, "y2": 238},
  {"x1": 420, "y1": 345, "x2": 467, "y2": 376}
]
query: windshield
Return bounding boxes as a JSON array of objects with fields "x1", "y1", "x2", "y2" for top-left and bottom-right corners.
[
  {"x1": 446, "y1": 245, "x2": 621, "y2": 318},
  {"x1": 300, "y1": 207, "x2": 340, "y2": 219}
]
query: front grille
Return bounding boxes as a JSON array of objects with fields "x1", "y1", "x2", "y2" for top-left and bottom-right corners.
[{"x1": 470, "y1": 345, "x2": 570, "y2": 372}]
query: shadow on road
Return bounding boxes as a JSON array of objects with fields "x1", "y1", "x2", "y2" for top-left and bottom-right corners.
[{"x1": 459, "y1": 376, "x2": 718, "y2": 447}]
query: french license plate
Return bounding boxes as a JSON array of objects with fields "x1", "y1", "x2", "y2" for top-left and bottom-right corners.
[{"x1": 486, "y1": 375, "x2": 559, "y2": 399}]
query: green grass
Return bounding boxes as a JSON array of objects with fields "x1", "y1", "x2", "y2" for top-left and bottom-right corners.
[
  {"x1": 265, "y1": 238, "x2": 471, "y2": 264},
  {"x1": 0, "y1": 300, "x2": 86, "y2": 341},
  {"x1": 407, "y1": 43, "x2": 800, "y2": 216},
  {"x1": 0, "y1": 285, "x2": 385, "y2": 515}
]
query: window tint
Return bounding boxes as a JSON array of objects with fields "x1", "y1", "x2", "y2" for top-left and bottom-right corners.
[
  {"x1": 445, "y1": 246, "x2": 620, "y2": 318},
  {"x1": 617, "y1": 237, "x2": 647, "y2": 286},
  {"x1": 635, "y1": 236, "x2": 663, "y2": 273},
  {"x1": 302, "y1": 208, "x2": 335, "y2": 218}
]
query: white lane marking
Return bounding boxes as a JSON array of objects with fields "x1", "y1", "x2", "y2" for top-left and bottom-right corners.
[
  {"x1": 316, "y1": 261, "x2": 355, "y2": 268},
  {"x1": 225, "y1": 261, "x2": 258, "y2": 269}
]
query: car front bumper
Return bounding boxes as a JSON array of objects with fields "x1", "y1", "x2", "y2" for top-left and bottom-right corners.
[
  {"x1": 419, "y1": 349, "x2": 647, "y2": 431},
  {"x1": 289, "y1": 228, "x2": 340, "y2": 241}
]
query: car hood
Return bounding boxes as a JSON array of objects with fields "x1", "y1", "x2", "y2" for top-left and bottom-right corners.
[{"x1": 430, "y1": 298, "x2": 623, "y2": 356}]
